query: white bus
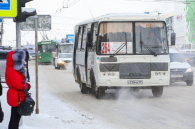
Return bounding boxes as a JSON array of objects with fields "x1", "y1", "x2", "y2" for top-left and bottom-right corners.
[{"x1": 73, "y1": 13, "x2": 175, "y2": 99}]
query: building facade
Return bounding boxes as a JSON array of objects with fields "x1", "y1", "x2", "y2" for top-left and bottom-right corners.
[{"x1": 174, "y1": 0, "x2": 195, "y2": 49}]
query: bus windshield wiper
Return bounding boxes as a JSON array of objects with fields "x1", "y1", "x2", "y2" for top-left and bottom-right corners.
[
  {"x1": 140, "y1": 32, "x2": 157, "y2": 56},
  {"x1": 110, "y1": 32, "x2": 128, "y2": 57},
  {"x1": 110, "y1": 42, "x2": 126, "y2": 57}
]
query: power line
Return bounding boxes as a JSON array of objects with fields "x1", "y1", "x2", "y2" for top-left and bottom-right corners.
[
  {"x1": 51, "y1": 0, "x2": 67, "y2": 16},
  {"x1": 52, "y1": 0, "x2": 80, "y2": 17},
  {"x1": 52, "y1": 0, "x2": 77, "y2": 16}
]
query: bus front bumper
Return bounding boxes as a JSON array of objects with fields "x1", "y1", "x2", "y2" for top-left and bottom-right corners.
[{"x1": 98, "y1": 77, "x2": 170, "y2": 87}]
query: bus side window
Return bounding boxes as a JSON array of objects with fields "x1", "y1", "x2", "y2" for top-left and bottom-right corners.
[
  {"x1": 38, "y1": 45, "x2": 42, "y2": 53},
  {"x1": 92, "y1": 23, "x2": 98, "y2": 47},
  {"x1": 74, "y1": 31, "x2": 79, "y2": 50},
  {"x1": 82, "y1": 25, "x2": 87, "y2": 49},
  {"x1": 77, "y1": 26, "x2": 83, "y2": 50}
]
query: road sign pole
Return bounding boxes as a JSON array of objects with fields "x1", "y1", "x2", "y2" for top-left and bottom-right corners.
[
  {"x1": 0, "y1": 19, "x2": 3, "y2": 46},
  {"x1": 16, "y1": 22, "x2": 21, "y2": 49},
  {"x1": 35, "y1": 15, "x2": 39, "y2": 114},
  {"x1": 16, "y1": 22, "x2": 23, "y2": 126}
]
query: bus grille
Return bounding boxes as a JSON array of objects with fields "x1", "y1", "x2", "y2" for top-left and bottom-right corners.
[
  {"x1": 100, "y1": 57, "x2": 117, "y2": 62},
  {"x1": 151, "y1": 63, "x2": 168, "y2": 71},
  {"x1": 100, "y1": 64, "x2": 119, "y2": 72},
  {"x1": 119, "y1": 63, "x2": 151, "y2": 79}
]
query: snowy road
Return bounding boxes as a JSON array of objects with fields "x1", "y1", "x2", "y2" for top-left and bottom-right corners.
[
  {"x1": 26, "y1": 61, "x2": 194, "y2": 129},
  {"x1": 2, "y1": 61, "x2": 194, "y2": 129}
]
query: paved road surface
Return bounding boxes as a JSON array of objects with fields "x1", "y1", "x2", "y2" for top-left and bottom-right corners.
[{"x1": 29, "y1": 61, "x2": 195, "y2": 129}]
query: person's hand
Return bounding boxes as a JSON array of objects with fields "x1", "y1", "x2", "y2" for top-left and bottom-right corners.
[{"x1": 26, "y1": 83, "x2": 31, "y2": 91}]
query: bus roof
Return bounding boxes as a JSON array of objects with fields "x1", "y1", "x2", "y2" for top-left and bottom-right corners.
[
  {"x1": 38, "y1": 40, "x2": 57, "y2": 45},
  {"x1": 76, "y1": 13, "x2": 165, "y2": 25}
]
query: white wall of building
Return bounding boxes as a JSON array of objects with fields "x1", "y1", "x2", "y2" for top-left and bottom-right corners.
[{"x1": 174, "y1": 1, "x2": 188, "y2": 44}]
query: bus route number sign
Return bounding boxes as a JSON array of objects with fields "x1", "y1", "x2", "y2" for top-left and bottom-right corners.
[{"x1": 101, "y1": 42, "x2": 132, "y2": 54}]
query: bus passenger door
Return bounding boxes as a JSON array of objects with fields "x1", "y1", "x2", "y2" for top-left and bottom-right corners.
[
  {"x1": 86, "y1": 23, "x2": 98, "y2": 86},
  {"x1": 76, "y1": 26, "x2": 87, "y2": 83},
  {"x1": 73, "y1": 28, "x2": 78, "y2": 80}
]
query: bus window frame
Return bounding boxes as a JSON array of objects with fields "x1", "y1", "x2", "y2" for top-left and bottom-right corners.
[
  {"x1": 74, "y1": 28, "x2": 79, "y2": 50},
  {"x1": 77, "y1": 26, "x2": 83, "y2": 50},
  {"x1": 91, "y1": 22, "x2": 99, "y2": 47},
  {"x1": 96, "y1": 21, "x2": 169, "y2": 56},
  {"x1": 81, "y1": 25, "x2": 87, "y2": 50}
]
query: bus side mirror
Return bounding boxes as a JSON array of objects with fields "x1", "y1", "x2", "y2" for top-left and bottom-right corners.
[{"x1": 171, "y1": 33, "x2": 176, "y2": 46}]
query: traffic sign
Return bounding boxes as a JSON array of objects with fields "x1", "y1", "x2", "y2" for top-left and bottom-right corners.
[
  {"x1": 0, "y1": 19, "x2": 2, "y2": 22},
  {"x1": 21, "y1": 15, "x2": 51, "y2": 31},
  {"x1": 0, "y1": 0, "x2": 17, "y2": 17},
  {"x1": 66, "y1": 34, "x2": 74, "y2": 43}
]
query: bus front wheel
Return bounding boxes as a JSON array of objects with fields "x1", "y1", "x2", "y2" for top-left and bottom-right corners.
[
  {"x1": 80, "y1": 80, "x2": 88, "y2": 94},
  {"x1": 152, "y1": 86, "x2": 163, "y2": 97},
  {"x1": 95, "y1": 87, "x2": 105, "y2": 99},
  {"x1": 186, "y1": 81, "x2": 193, "y2": 86}
]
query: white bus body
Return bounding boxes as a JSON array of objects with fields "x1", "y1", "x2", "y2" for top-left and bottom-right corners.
[{"x1": 73, "y1": 13, "x2": 170, "y2": 98}]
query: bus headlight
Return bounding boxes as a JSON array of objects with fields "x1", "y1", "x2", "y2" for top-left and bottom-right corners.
[
  {"x1": 186, "y1": 68, "x2": 192, "y2": 72},
  {"x1": 58, "y1": 60, "x2": 65, "y2": 64}
]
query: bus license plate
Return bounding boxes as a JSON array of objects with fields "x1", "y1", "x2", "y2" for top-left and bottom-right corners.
[
  {"x1": 127, "y1": 80, "x2": 143, "y2": 85},
  {"x1": 171, "y1": 74, "x2": 183, "y2": 78}
]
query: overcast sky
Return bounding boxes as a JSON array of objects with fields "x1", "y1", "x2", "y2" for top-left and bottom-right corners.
[{"x1": 1, "y1": 0, "x2": 175, "y2": 46}]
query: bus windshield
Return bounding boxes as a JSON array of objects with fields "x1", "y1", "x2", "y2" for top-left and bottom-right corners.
[
  {"x1": 97, "y1": 22, "x2": 168, "y2": 55},
  {"x1": 59, "y1": 44, "x2": 73, "y2": 53},
  {"x1": 38, "y1": 44, "x2": 56, "y2": 53},
  {"x1": 97, "y1": 22, "x2": 133, "y2": 54},
  {"x1": 135, "y1": 22, "x2": 168, "y2": 55},
  {"x1": 59, "y1": 53, "x2": 73, "y2": 58}
]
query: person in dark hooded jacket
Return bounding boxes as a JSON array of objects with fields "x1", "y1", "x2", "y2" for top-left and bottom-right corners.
[
  {"x1": 5, "y1": 50, "x2": 31, "y2": 129},
  {"x1": 25, "y1": 50, "x2": 30, "y2": 82}
]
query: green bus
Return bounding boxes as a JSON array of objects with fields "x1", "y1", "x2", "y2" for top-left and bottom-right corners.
[{"x1": 38, "y1": 40, "x2": 57, "y2": 63}]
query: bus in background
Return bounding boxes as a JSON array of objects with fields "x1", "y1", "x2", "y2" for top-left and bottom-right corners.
[
  {"x1": 73, "y1": 13, "x2": 175, "y2": 99},
  {"x1": 53, "y1": 43, "x2": 74, "y2": 69},
  {"x1": 38, "y1": 40, "x2": 56, "y2": 64}
]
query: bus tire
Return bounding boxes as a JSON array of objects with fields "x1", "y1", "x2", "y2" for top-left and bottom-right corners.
[
  {"x1": 90, "y1": 70, "x2": 96, "y2": 94},
  {"x1": 77, "y1": 68, "x2": 80, "y2": 84},
  {"x1": 56, "y1": 64, "x2": 60, "y2": 69},
  {"x1": 186, "y1": 81, "x2": 193, "y2": 86},
  {"x1": 95, "y1": 87, "x2": 105, "y2": 99},
  {"x1": 88, "y1": 88, "x2": 94, "y2": 94},
  {"x1": 152, "y1": 86, "x2": 163, "y2": 97},
  {"x1": 80, "y1": 81, "x2": 88, "y2": 94}
]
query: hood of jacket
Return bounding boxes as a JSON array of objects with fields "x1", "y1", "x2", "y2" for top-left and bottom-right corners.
[{"x1": 6, "y1": 50, "x2": 28, "y2": 83}]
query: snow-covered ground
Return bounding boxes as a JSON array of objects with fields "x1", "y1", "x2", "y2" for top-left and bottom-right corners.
[
  {"x1": 1, "y1": 61, "x2": 195, "y2": 129},
  {"x1": 0, "y1": 86, "x2": 113, "y2": 129}
]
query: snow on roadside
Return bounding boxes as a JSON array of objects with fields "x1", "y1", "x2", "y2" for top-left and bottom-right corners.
[{"x1": 0, "y1": 85, "x2": 113, "y2": 129}]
